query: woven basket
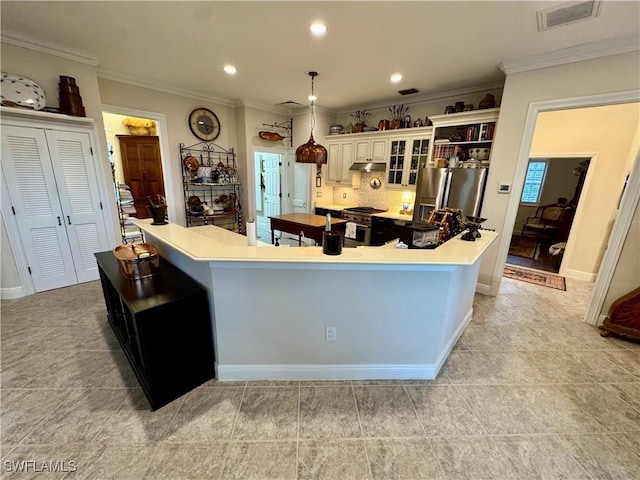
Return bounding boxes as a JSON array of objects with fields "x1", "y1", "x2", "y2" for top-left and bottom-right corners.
[{"x1": 128, "y1": 126, "x2": 151, "y2": 135}]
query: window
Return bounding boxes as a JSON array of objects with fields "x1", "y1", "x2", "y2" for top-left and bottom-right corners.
[{"x1": 521, "y1": 160, "x2": 548, "y2": 204}]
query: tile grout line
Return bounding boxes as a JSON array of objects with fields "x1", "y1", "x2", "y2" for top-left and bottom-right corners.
[
  {"x1": 294, "y1": 382, "x2": 300, "y2": 480},
  {"x1": 216, "y1": 381, "x2": 247, "y2": 480},
  {"x1": 402, "y1": 385, "x2": 449, "y2": 480},
  {"x1": 350, "y1": 383, "x2": 374, "y2": 480},
  {"x1": 87, "y1": 388, "x2": 136, "y2": 444},
  {"x1": 9, "y1": 388, "x2": 81, "y2": 447}
]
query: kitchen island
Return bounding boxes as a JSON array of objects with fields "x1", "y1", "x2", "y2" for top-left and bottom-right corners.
[{"x1": 134, "y1": 219, "x2": 498, "y2": 381}]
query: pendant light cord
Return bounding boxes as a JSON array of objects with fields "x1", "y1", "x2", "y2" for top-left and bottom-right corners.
[{"x1": 309, "y1": 73, "x2": 316, "y2": 136}]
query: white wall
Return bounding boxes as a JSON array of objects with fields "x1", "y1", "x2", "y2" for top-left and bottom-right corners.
[
  {"x1": 601, "y1": 194, "x2": 640, "y2": 316},
  {"x1": 0, "y1": 42, "x2": 119, "y2": 291},
  {"x1": 333, "y1": 88, "x2": 503, "y2": 133},
  {"x1": 98, "y1": 78, "x2": 238, "y2": 227},
  {"x1": 236, "y1": 104, "x2": 292, "y2": 222},
  {"x1": 529, "y1": 104, "x2": 639, "y2": 278},
  {"x1": 480, "y1": 51, "x2": 640, "y2": 293},
  {"x1": 101, "y1": 112, "x2": 132, "y2": 184}
]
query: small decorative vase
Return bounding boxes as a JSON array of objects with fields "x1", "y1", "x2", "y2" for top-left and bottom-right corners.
[
  {"x1": 354, "y1": 123, "x2": 365, "y2": 133},
  {"x1": 390, "y1": 119, "x2": 401, "y2": 130},
  {"x1": 478, "y1": 94, "x2": 496, "y2": 110}
]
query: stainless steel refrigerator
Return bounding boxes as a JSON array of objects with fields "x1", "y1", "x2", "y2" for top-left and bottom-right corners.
[{"x1": 413, "y1": 167, "x2": 488, "y2": 223}]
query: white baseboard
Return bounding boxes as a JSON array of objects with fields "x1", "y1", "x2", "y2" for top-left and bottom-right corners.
[
  {"x1": 1, "y1": 286, "x2": 26, "y2": 299},
  {"x1": 475, "y1": 282, "x2": 491, "y2": 295},
  {"x1": 563, "y1": 268, "x2": 596, "y2": 282},
  {"x1": 434, "y1": 308, "x2": 473, "y2": 374},
  {"x1": 595, "y1": 314, "x2": 607, "y2": 327},
  {"x1": 216, "y1": 363, "x2": 439, "y2": 381},
  {"x1": 215, "y1": 309, "x2": 473, "y2": 381}
]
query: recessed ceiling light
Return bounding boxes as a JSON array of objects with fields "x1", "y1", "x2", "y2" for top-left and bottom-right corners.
[
  {"x1": 390, "y1": 73, "x2": 403, "y2": 83},
  {"x1": 308, "y1": 94, "x2": 317, "y2": 102},
  {"x1": 310, "y1": 22, "x2": 327, "y2": 36},
  {"x1": 224, "y1": 65, "x2": 237, "y2": 75}
]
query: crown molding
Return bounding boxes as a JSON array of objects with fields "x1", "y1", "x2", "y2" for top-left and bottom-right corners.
[
  {"x1": 232, "y1": 98, "x2": 294, "y2": 116},
  {"x1": 335, "y1": 81, "x2": 505, "y2": 115},
  {"x1": 1, "y1": 31, "x2": 99, "y2": 66},
  {"x1": 500, "y1": 35, "x2": 640, "y2": 75},
  {"x1": 97, "y1": 69, "x2": 235, "y2": 108}
]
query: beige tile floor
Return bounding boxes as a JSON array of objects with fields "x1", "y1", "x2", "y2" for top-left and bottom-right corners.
[{"x1": 1, "y1": 277, "x2": 639, "y2": 479}]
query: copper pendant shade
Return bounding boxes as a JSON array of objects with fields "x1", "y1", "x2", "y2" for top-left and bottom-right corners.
[{"x1": 296, "y1": 72, "x2": 327, "y2": 165}]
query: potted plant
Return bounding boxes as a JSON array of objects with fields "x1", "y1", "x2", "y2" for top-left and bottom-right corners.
[
  {"x1": 350, "y1": 110, "x2": 371, "y2": 132},
  {"x1": 389, "y1": 104, "x2": 409, "y2": 129}
]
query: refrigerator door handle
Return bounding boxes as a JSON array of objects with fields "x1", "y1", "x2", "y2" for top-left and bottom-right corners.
[{"x1": 442, "y1": 171, "x2": 453, "y2": 210}]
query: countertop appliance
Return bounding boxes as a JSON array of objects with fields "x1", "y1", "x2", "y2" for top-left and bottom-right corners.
[
  {"x1": 413, "y1": 167, "x2": 488, "y2": 223},
  {"x1": 341, "y1": 207, "x2": 386, "y2": 247}
]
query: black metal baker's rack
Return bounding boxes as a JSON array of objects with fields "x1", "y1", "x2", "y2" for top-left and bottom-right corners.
[{"x1": 180, "y1": 141, "x2": 243, "y2": 233}]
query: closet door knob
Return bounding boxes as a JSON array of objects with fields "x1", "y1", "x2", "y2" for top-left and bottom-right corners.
[{"x1": 57, "y1": 216, "x2": 62, "y2": 226}]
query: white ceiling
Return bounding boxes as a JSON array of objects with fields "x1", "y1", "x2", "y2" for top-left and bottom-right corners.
[{"x1": 2, "y1": 1, "x2": 639, "y2": 112}]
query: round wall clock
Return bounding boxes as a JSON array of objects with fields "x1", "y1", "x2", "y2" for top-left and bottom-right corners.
[
  {"x1": 370, "y1": 177, "x2": 382, "y2": 189},
  {"x1": 188, "y1": 108, "x2": 220, "y2": 141}
]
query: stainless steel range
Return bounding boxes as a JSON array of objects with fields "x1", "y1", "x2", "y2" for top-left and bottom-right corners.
[{"x1": 341, "y1": 207, "x2": 386, "y2": 247}]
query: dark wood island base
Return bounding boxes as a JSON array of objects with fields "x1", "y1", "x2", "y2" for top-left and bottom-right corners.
[{"x1": 95, "y1": 251, "x2": 215, "y2": 410}]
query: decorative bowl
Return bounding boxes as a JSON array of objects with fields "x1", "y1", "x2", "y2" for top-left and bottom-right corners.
[
  {"x1": 468, "y1": 148, "x2": 491, "y2": 160},
  {"x1": 1, "y1": 72, "x2": 46, "y2": 110}
]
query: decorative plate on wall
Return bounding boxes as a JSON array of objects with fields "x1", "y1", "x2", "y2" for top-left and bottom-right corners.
[{"x1": 1, "y1": 73, "x2": 46, "y2": 110}]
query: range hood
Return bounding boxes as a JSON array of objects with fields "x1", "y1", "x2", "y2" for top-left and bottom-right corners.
[{"x1": 349, "y1": 162, "x2": 386, "y2": 172}]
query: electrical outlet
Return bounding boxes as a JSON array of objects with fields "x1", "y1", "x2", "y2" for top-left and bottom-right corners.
[
  {"x1": 316, "y1": 191, "x2": 322, "y2": 197},
  {"x1": 325, "y1": 326, "x2": 336, "y2": 341},
  {"x1": 342, "y1": 193, "x2": 347, "y2": 199}
]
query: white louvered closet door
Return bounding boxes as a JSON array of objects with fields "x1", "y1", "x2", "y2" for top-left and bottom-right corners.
[
  {"x1": 46, "y1": 130, "x2": 109, "y2": 283},
  {"x1": 1, "y1": 125, "x2": 78, "y2": 291}
]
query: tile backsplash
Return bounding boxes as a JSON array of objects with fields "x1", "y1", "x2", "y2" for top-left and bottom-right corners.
[{"x1": 331, "y1": 172, "x2": 416, "y2": 214}]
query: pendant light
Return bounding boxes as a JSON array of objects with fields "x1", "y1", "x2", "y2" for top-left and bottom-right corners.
[{"x1": 296, "y1": 71, "x2": 327, "y2": 164}]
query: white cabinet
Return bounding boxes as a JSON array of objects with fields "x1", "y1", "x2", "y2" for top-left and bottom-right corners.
[
  {"x1": 1, "y1": 122, "x2": 111, "y2": 292},
  {"x1": 428, "y1": 108, "x2": 499, "y2": 168},
  {"x1": 326, "y1": 141, "x2": 354, "y2": 185},
  {"x1": 354, "y1": 138, "x2": 387, "y2": 163},
  {"x1": 385, "y1": 135, "x2": 432, "y2": 189},
  {"x1": 325, "y1": 128, "x2": 433, "y2": 189}
]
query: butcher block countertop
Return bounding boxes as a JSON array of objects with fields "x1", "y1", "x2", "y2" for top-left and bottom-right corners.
[{"x1": 269, "y1": 213, "x2": 347, "y2": 228}]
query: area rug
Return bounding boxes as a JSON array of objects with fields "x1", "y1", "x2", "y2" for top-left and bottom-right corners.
[
  {"x1": 508, "y1": 235, "x2": 537, "y2": 258},
  {"x1": 503, "y1": 265, "x2": 566, "y2": 291}
]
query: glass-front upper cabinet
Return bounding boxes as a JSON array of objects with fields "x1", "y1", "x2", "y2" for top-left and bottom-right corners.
[
  {"x1": 408, "y1": 138, "x2": 430, "y2": 186},
  {"x1": 386, "y1": 136, "x2": 431, "y2": 189},
  {"x1": 387, "y1": 139, "x2": 406, "y2": 186}
]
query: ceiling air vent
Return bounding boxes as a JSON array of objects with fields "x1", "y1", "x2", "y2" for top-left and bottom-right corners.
[
  {"x1": 398, "y1": 88, "x2": 419, "y2": 96},
  {"x1": 537, "y1": 0, "x2": 601, "y2": 31},
  {"x1": 277, "y1": 100, "x2": 303, "y2": 106}
]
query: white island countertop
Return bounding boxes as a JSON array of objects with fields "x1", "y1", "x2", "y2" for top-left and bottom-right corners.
[
  {"x1": 134, "y1": 219, "x2": 498, "y2": 266},
  {"x1": 133, "y1": 218, "x2": 499, "y2": 381}
]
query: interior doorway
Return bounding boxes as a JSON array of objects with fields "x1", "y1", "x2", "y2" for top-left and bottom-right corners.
[
  {"x1": 254, "y1": 151, "x2": 282, "y2": 242},
  {"x1": 507, "y1": 157, "x2": 590, "y2": 273}
]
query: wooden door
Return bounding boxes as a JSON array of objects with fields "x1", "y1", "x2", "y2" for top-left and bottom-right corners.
[
  {"x1": 118, "y1": 136, "x2": 164, "y2": 218},
  {"x1": 46, "y1": 130, "x2": 110, "y2": 283},
  {"x1": 1, "y1": 125, "x2": 78, "y2": 291}
]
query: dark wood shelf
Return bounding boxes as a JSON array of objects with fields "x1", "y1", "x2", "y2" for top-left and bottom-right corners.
[{"x1": 95, "y1": 251, "x2": 215, "y2": 410}]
